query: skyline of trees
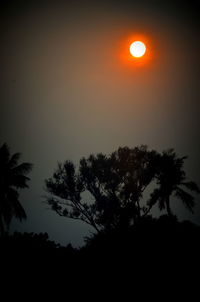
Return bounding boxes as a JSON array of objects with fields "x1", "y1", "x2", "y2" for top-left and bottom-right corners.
[
  {"x1": 0, "y1": 142, "x2": 199, "y2": 251},
  {"x1": 45, "y1": 145, "x2": 200, "y2": 234}
]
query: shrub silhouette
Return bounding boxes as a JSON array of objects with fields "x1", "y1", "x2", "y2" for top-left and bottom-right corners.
[{"x1": 0, "y1": 232, "x2": 59, "y2": 249}]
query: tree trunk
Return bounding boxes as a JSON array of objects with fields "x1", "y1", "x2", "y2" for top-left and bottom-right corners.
[{"x1": 166, "y1": 196, "x2": 173, "y2": 217}]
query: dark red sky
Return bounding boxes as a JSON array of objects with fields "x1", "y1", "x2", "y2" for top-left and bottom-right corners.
[{"x1": 1, "y1": 0, "x2": 200, "y2": 246}]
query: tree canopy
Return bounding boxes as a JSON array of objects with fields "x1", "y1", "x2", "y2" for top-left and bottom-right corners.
[{"x1": 45, "y1": 146, "x2": 199, "y2": 234}]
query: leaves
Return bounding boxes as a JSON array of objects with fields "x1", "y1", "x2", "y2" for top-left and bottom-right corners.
[
  {"x1": 151, "y1": 150, "x2": 199, "y2": 216},
  {"x1": 175, "y1": 188, "x2": 195, "y2": 213},
  {"x1": 182, "y1": 181, "x2": 200, "y2": 193},
  {"x1": 45, "y1": 146, "x2": 160, "y2": 231},
  {"x1": 45, "y1": 146, "x2": 200, "y2": 232},
  {"x1": 0, "y1": 143, "x2": 32, "y2": 234}
]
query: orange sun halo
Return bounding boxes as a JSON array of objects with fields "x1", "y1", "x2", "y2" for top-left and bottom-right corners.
[{"x1": 118, "y1": 34, "x2": 152, "y2": 67}]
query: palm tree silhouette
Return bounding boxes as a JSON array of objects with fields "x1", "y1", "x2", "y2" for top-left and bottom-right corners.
[
  {"x1": 149, "y1": 149, "x2": 200, "y2": 217},
  {"x1": 0, "y1": 143, "x2": 32, "y2": 235}
]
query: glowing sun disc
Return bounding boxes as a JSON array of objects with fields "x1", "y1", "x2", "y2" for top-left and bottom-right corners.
[{"x1": 130, "y1": 41, "x2": 146, "y2": 57}]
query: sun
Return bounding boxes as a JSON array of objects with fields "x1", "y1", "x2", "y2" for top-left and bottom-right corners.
[{"x1": 130, "y1": 41, "x2": 146, "y2": 58}]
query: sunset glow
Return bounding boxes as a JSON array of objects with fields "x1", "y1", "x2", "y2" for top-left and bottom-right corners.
[{"x1": 2, "y1": 0, "x2": 199, "y2": 249}]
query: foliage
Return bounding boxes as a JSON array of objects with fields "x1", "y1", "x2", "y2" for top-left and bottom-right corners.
[
  {"x1": 46, "y1": 146, "x2": 160, "y2": 232},
  {"x1": 45, "y1": 146, "x2": 199, "y2": 233},
  {"x1": 0, "y1": 232, "x2": 59, "y2": 249},
  {"x1": 0, "y1": 143, "x2": 32, "y2": 235},
  {"x1": 148, "y1": 149, "x2": 200, "y2": 216}
]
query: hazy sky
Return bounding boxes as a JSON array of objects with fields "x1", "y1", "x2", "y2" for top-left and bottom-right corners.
[{"x1": 1, "y1": 0, "x2": 200, "y2": 247}]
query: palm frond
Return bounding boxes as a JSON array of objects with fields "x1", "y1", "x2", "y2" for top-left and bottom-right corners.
[
  {"x1": 11, "y1": 199, "x2": 27, "y2": 220},
  {"x1": 9, "y1": 152, "x2": 21, "y2": 168},
  {"x1": 11, "y1": 174, "x2": 31, "y2": 188},
  {"x1": 1, "y1": 197, "x2": 13, "y2": 229},
  {"x1": 147, "y1": 188, "x2": 160, "y2": 206},
  {"x1": 0, "y1": 144, "x2": 31, "y2": 230},
  {"x1": 0, "y1": 143, "x2": 10, "y2": 165},
  {"x1": 12, "y1": 162, "x2": 33, "y2": 175},
  {"x1": 6, "y1": 188, "x2": 26, "y2": 221},
  {"x1": 175, "y1": 187, "x2": 195, "y2": 213},
  {"x1": 182, "y1": 181, "x2": 200, "y2": 194}
]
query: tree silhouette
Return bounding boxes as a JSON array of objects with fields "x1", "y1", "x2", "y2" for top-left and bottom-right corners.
[
  {"x1": 148, "y1": 149, "x2": 200, "y2": 217},
  {"x1": 46, "y1": 146, "x2": 200, "y2": 233},
  {"x1": 45, "y1": 146, "x2": 158, "y2": 233},
  {"x1": 0, "y1": 143, "x2": 32, "y2": 235}
]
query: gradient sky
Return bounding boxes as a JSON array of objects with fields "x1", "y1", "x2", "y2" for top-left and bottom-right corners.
[{"x1": 1, "y1": 0, "x2": 200, "y2": 247}]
